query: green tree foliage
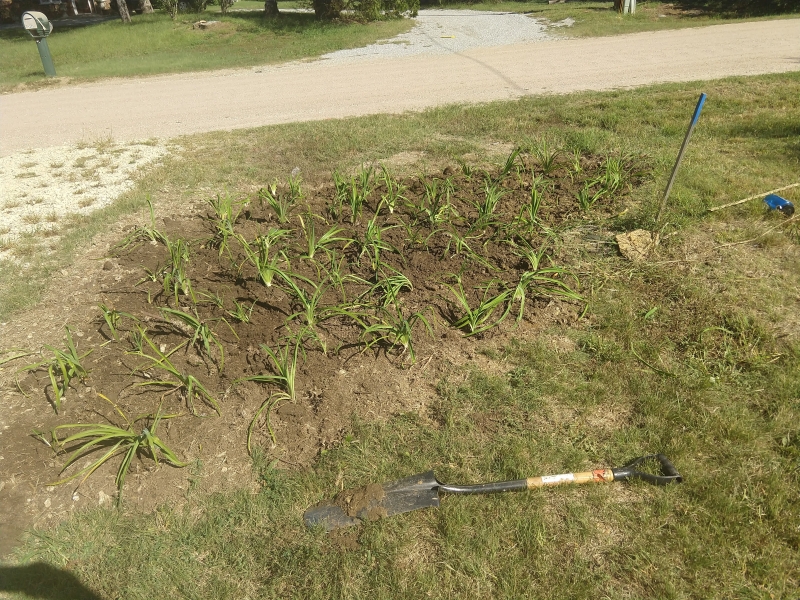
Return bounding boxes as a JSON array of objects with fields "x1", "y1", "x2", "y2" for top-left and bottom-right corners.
[{"x1": 674, "y1": 0, "x2": 800, "y2": 15}]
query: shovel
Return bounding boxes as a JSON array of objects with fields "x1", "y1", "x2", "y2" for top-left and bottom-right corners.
[{"x1": 304, "y1": 454, "x2": 682, "y2": 531}]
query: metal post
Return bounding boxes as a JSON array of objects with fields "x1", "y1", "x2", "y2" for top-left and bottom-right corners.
[
  {"x1": 656, "y1": 93, "x2": 706, "y2": 224},
  {"x1": 35, "y1": 38, "x2": 57, "y2": 77}
]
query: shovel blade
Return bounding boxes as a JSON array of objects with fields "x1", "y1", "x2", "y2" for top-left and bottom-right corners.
[{"x1": 304, "y1": 471, "x2": 440, "y2": 531}]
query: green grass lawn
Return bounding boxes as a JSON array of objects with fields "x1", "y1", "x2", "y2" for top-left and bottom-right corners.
[
  {"x1": 0, "y1": 11, "x2": 412, "y2": 90},
  {"x1": 441, "y1": 0, "x2": 800, "y2": 37},
  {"x1": 2, "y1": 71, "x2": 799, "y2": 598}
]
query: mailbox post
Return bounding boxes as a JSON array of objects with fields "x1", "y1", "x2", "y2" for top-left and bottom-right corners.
[{"x1": 22, "y1": 11, "x2": 56, "y2": 78}]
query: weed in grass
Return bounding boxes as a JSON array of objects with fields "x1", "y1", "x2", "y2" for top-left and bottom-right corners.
[
  {"x1": 98, "y1": 303, "x2": 139, "y2": 341},
  {"x1": 14, "y1": 172, "x2": 37, "y2": 179},
  {"x1": 131, "y1": 329, "x2": 220, "y2": 415},
  {"x1": 160, "y1": 306, "x2": 237, "y2": 370},
  {"x1": 444, "y1": 275, "x2": 510, "y2": 336},
  {"x1": 78, "y1": 198, "x2": 96, "y2": 209},
  {"x1": 22, "y1": 326, "x2": 92, "y2": 414},
  {"x1": 46, "y1": 394, "x2": 185, "y2": 504},
  {"x1": 22, "y1": 213, "x2": 42, "y2": 225},
  {"x1": 690, "y1": 315, "x2": 778, "y2": 379}
]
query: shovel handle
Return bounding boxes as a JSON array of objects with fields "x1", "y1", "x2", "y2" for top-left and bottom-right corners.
[
  {"x1": 611, "y1": 453, "x2": 683, "y2": 486},
  {"x1": 439, "y1": 455, "x2": 682, "y2": 495},
  {"x1": 440, "y1": 469, "x2": 613, "y2": 494}
]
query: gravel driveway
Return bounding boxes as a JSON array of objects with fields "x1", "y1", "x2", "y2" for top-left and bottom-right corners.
[{"x1": 318, "y1": 9, "x2": 569, "y2": 61}]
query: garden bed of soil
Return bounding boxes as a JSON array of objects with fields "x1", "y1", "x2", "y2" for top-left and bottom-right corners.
[{"x1": 0, "y1": 145, "x2": 646, "y2": 557}]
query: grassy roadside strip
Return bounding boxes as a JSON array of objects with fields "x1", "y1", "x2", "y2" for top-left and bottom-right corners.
[
  {"x1": 0, "y1": 12, "x2": 412, "y2": 91},
  {"x1": 440, "y1": 1, "x2": 800, "y2": 38},
  {"x1": 2, "y1": 72, "x2": 800, "y2": 598}
]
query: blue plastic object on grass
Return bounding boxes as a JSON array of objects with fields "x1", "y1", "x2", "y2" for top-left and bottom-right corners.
[{"x1": 764, "y1": 194, "x2": 795, "y2": 217}]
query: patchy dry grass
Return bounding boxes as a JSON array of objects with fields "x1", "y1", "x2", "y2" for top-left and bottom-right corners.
[{"x1": 2, "y1": 71, "x2": 800, "y2": 599}]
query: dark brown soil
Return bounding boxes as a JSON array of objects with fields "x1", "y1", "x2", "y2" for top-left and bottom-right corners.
[
  {"x1": 0, "y1": 150, "x2": 643, "y2": 557},
  {"x1": 335, "y1": 483, "x2": 388, "y2": 521}
]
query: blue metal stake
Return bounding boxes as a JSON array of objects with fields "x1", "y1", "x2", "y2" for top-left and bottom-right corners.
[{"x1": 656, "y1": 92, "x2": 706, "y2": 223}]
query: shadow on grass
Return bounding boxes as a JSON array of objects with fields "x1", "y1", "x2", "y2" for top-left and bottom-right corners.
[
  {"x1": 0, "y1": 562, "x2": 104, "y2": 600},
  {"x1": 0, "y1": 29, "x2": 30, "y2": 42},
  {"x1": 727, "y1": 121, "x2": 800, "y2": 140},
  {"x1": 674, "y1": 0, "x2": 800, "y2": 17}
]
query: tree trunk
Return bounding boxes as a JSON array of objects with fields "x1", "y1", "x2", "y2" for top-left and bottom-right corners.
[
  {"x1": 141, "y1": 0, "x2": 153, "y2": 13},
  {"x1": 118, "y1": 0, "x2": 132, "y2": 22},
  {"x1": 264, "y1": 0, "x2": 278, "y2": 17},
  {"x1": 313, "y1": 0, "x2": 342, "y2": 19}
]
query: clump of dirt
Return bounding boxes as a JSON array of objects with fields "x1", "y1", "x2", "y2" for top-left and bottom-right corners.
[
  {"x1": 334, "y1": 483, "x2": 388, "y2": 521},
  {"x1": 0, "y1": 148, "x2": 646, "y2": 557},
  {"x1": 328, "y1": 529, "x2": 361, "y2": 552}
]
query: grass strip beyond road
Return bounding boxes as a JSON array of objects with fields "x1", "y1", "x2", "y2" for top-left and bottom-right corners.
[{"x1": 0, "y1": 12, "x2": 412, "y2": 91}]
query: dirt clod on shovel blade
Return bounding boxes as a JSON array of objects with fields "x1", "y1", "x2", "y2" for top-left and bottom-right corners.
[{"x1": 305, "y1": 471, "x2": 440, "y2": 531}]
